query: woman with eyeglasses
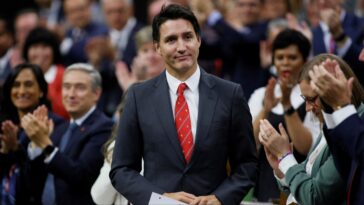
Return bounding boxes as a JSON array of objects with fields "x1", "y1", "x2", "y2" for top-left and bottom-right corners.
[
  {"x1": 258, "y1": 53, "x2": 364, "y2": 204},
  {"x1": 248, "y1": 29, "x2": 319, "y2": 201}
]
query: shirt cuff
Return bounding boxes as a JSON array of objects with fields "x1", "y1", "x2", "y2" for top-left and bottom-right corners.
[
  {"x1": 278, "y1": 154, "x2": 297, "y2": 175},
  {"x1": 207, "y1": 10, "x2": 222, "y2": 26},
  {"x1": 323, "y1": 111, "x2": 335, "y2": 129},
  {"x1": 332, "y1": 105, "x2": 356, "y2": 127},
  {"x1": 44, "y1": 148, "x2": 59, "y2": 164},
  {"x1": 336, "y1": 38, "x2": 352, "y2": 57},
  {"x1": 27, "y1": 143, "x2": 43, "y2": 160}
]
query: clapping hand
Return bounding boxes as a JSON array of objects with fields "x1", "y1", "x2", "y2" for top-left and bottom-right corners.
[
  {"x1": 0, "y1": 120, "x2": 19, "y2": 153},
  {"x1": 263, "y1": 77, "x2": 281, "y2": 113},
  {"x1": 309, "y1": 59, "x2": 353, "y2": 110},
  {"x1": 21, "y1": 105, "x2": 54, "y2": 148},
  {"x1": 259, "y1": 120, "x2": 291, "y2": 177}
]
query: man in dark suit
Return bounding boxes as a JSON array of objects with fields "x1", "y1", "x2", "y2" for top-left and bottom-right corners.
[
  {"x1": 110, "y1": 4, "x2": 258, "y2": 205},
  {"x1": 61, "y1": 0, "x2": 108, "y2": 65},
  {"x1": 22, "y1": 63, "x2": 113, "y2": 205},
  {"x1": 311, "y1": 0, "x2": 364, "y2": 85},
  {"x1": 309, "y1": 59, "x2": 364, "y2": 205}
]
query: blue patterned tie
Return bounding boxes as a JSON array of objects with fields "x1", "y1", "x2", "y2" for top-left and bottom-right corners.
[
  {"x1": 59, "y1": 122, "x2": 78, "y2": 152},
  {"x1": 42, "y1": 122, "x2": 78, "y2": 205}
]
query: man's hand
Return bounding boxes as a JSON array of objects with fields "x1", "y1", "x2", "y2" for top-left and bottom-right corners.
[
  {"x1": 287, "y1": 13, "x2": 312, "y2": 42},
  {"x1": 163, "y1": 192, "x2": 196, "y2": 204},
  {"x1": 259, "y1": 120, "x2": 291, "y2": 158},
  {"x1": 85, "y1": 36, "x2": 115, "y2": 68},
  {"x1": 309, "y1": 61, "x2": 353, "y2": 110},
  {"x1": 320, "y1": 8, "x2": 343, "y2": 38},
  {"x1": 189, "y1": 0, "x2": 214, "y2": 25},
  {"x1": 115, "y1": 61, "x2": 136, "y2": 91},
  {"x1": 190, "y1": 195, "x2": 221, "y2": 205}
]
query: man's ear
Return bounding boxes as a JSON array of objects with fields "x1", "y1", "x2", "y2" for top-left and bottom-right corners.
[
  {"x1": 154, "y1": 42, "x2": 161, "y2": 55},
  {"x1": 94, "y1": 87, "x2": 102, "y2": 102}
]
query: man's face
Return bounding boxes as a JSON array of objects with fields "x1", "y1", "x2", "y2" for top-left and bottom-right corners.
[
  {"x1": 235, "y1": 0, "x2": 261, "y2": 26},
  {"x1": 64, "y1": 0, "x2": 91, "y2": 28},
  {"x1": 62, "y1": 70, "x2": 100, "y2": 119},
  {"x1": 103, "y1": 0, "x2": 131, "y2": 30},
  {"x1": 154, "y1": 19, "x2": 200, "y2": 79},
  {"x1": 15, "y1": 13, "x2": 39, "y2": 46}
]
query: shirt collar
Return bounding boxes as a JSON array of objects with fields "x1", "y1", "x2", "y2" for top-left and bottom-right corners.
[
  {"x1": 71, "y1": 106, "x2": 96, "y2": 126},
  {"x1": 166, "y1": 66, "x2": 201, "y2": 95}
]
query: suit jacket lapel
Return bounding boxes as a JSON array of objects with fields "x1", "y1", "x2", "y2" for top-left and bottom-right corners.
[
  {"x1": 189, "y1": 71, "x2": 217, "y2": 165},
  {"x1": 62, "y1": 110, "x2": 97, "y2": 153},
  {"x1": 152, "y1": 72, "x2": 185, "y2": 164}
]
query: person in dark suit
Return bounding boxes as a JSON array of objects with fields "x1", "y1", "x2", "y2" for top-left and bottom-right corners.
[
  {"x1": 110, "y1": 4, "x2": 258, "y2": 205},
  {"x1": 309, "y1": 54, "x2": 364, "y2": 205},
  {"x1": 21, "y1": 63, "x2": 113, "y2": 205},
  {"x1": 311, "y1": 0, "x2": 364, "y2": 85},
  {"x1": 0, "y1": 63, "x2": 64, "y2": 205},
  {"x1": 190, "y1": 0, "x2": 268, "y2": 99},
  {"x1": 60, "y1": 0, "x2": 108, "y2": 65}
]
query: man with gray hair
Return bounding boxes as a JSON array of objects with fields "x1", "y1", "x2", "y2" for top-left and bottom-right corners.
[{"x1": 22, "y1": 63, "x2": 113, "y2": 205}]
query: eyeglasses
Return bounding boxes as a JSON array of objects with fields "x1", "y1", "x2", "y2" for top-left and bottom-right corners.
[{"x1": 300, "y1": 94, "x2": 319, "y2": 105}]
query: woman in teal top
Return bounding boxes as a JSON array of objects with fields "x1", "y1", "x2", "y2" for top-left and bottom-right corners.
[{"x1": 259, "y1": 54, "x2": 364, "y2": 205}]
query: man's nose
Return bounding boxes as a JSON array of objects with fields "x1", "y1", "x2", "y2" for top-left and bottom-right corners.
[{"x1": 177, "y1": 39, "x2": 186, "y2": 52}]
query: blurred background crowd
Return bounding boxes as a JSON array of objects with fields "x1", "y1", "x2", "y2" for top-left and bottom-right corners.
[{"x1": 1, "y1": 0, "x2": 364, "y2": 204}]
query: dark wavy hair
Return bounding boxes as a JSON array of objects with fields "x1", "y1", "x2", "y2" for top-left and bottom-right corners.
[
  {"x1": 152, "y1": 3, "x2": 200, "y2": 43},
  {"x1": 0, "y1": 63, "x2": 50, "y2": 124},
  {"x1": 22, "y1": 27, "x2": 62, "y2": 65}
]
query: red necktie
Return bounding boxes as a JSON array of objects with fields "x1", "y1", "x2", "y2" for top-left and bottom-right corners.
[{"x1": 175, "y1": 83, "x2": 194, "y2": 163}]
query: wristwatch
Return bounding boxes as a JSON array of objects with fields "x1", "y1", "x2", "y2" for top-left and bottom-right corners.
[
  {"x1": 284, "y1": 106, "x2": 296, "y2": 116},
  {"x1": 43, "y1": 145, "x2": 55, "y2": 157}
]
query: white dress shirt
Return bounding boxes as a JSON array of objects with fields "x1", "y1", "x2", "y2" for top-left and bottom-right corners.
[{"x1": 166, "y1": 67, "x2": 200, "y2": 142}]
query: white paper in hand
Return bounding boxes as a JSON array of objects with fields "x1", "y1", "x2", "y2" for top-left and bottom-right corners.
[{"x1": 148, "y1": 192, "x2": 188, "y2": 205}]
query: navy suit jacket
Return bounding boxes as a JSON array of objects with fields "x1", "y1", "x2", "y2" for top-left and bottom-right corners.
[
  {"x1": 312, "y1": 13, "x2": 364, "y2": 85},
  {"x1": 63, "y1": 22, "x2": 109, "y2": 65},
  {"x1": 110, "y1": 69, "x2": 258, "y2": 205},
  {"x1": 210, "y1": 19, "x2": 268, "y2": 99},
  {"x1": 29, "y1": 109, "x2": 113, "y2": 205},
  {"x1": 324, "y1": 109, "x2": 364, "y2": 205}
]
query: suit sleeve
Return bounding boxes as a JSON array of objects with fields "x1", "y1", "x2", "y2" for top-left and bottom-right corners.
[
  {"x1": 45, "y1": 119, "x2": 112, "y2": 188},
  {"x1": 285, "y1": 149, "x2": 346, "y2": 205},
  {"x1": 213, "y1": 85, "x2": 258, "y2": 204},
  {"x1": 110, "y1": 86, "x2": 164, "y2": 205},
  {"x1": 342, "y1": 43, "x2": 364, "y2": 85},
  {"x1": 326, "y1": 114, "x2": 364, "y2": 164}
]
